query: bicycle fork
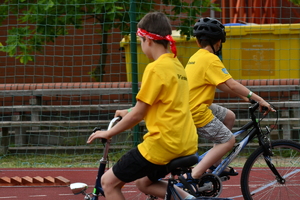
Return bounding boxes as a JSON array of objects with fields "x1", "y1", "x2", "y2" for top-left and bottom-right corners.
[
  {"x1": 260, "y1": 126, "x2": 285, "y2": 184},
  {"x1": 263, "y1": 154, "x2": 285, "y2": 184}
]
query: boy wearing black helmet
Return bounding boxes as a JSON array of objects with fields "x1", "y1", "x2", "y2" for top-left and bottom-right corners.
[{"x1": 185, "y1": 17, "x2": 275, "y2": 180}]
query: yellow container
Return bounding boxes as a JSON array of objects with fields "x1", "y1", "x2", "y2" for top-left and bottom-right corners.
[
  {"x1": 121, "y1": 24, "x2": 300, "y2": 81},
  {"x1": 223, "y1": 23, "x2": 300, "y2": 79}
]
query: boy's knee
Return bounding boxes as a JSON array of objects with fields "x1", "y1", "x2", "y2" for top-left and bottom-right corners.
[
  {"x1": 100, "y1": 171, "x2": 120, "y2": 193},
  {"x1": 222, "y1": 136, "x2": 235, "y2": 150},
  {"x1": 224, "y1": 110, "x2": 235, "y2": 123},
  {"x1": 228, "y1": 136, "x2": 236, "y2": 146},
  {"x1": 135, "y1": 179, "x2": 143, "y2": 190},
  {"x1": 101, "y1": 175, "x2": 109, "y2": 191},
  {"x1": 223, "y1": 110, "x2": 235, "y2": 130},
  {"x1": 135, "y1": 177, "x2": 153, "y2": 192},
  {"x1": 101, "y1": 181, "x2": 109, "y2": 193},
  {"x1": 227, "y1": 110, "x2": 236, "y2": 120}
]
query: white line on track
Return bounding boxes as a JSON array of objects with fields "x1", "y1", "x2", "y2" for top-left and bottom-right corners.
[
  {"x1": 0, "y1": 197, "x2": 17, "y2": 199},
  {"x1": 59, "y1": 193, "x2": 74, "y2": 196},
  {"x1": 29, "y1": 195, "x2": 47, "y2": 197}
]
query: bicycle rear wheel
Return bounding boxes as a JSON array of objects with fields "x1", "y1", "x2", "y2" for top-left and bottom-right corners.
[{"x1": 241, "y1": 139, "x2": 300, "y2": 200}]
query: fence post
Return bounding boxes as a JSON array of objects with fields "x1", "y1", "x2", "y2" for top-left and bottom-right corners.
[
  {"x1": 12, "y1": 112, "x2": 27, "y2": 146},
  {"x1": 0, "y1": 127, "x2": 9, "y2": 155}
]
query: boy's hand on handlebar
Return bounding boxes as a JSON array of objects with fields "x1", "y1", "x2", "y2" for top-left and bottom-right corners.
[
  {"x1": 114, "y1": 109, "x2": 129, "y2": 118},
  {"x1": 87, "y1": 130, "x2": 109, "y2": 144},
  {"x1": 258, "y1": 100, "x2": 276, "y2": 115}
]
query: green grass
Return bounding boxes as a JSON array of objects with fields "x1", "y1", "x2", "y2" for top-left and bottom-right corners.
[
  {"x1": 0, "y1": 152, "x2": 126, "y2": 168},
  {"x1": 0, "y1": 153, "x2": 248, "y2": 168},
  {"x1": 0, "y1": 146, "x2": 254, "y2": 168}
]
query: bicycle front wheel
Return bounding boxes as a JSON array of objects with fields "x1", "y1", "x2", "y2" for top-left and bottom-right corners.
[{"x1": 241, "y1": 139, "x2": 300, "y2": 200}]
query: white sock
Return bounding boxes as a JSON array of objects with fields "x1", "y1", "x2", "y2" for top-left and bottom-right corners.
[{"x1": 184, "y1": 194, "x2": 196, "y2": 199}]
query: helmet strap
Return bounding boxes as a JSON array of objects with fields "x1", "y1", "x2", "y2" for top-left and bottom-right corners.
[
  {"x1": 215, "y1": 44, "x2": 222, "y2": 57},
  {"x1": 209, "y1": 40, "x2": 216, "y2": 54}
]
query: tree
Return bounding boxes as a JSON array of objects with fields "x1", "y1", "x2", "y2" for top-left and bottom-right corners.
[
  {"x1": 0, "y1": 0, "x2": 220, "y2": 81},
  {"x1": 289, "y1": 0, "x2": 300, "y2": 5}
]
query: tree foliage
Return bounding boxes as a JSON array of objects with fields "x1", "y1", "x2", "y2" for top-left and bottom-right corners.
[
  {"x1": 0, "y1": 0, "x2": 219, "y2": 81},
  {"x1": 289, "y1": 0, "x2": 300, "y2": 5}
]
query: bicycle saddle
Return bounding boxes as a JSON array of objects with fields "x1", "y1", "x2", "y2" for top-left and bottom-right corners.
[{"x1": 167, "y1": 154, "x2": 198, "y2": 176}]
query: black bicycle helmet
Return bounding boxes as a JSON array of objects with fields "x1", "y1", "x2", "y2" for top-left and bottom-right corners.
[{"x1": 193, "y1": 17, "x2": 226, "y2": 43}]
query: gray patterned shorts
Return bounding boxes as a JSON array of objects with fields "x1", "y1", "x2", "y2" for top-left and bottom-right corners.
[{"x1": 197, "y1": 104, "x2": 233, "y2": 144}]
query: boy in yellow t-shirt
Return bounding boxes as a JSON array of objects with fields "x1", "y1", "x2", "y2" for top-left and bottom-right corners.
[
  {"x1": 87, "y1": 12, "x2": 198, "y2": 200},
  {"x1": 185, "y1": 17, "x2": 275, "y2": 180}
]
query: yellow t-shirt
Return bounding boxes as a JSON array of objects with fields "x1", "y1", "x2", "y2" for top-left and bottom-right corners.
[
  {"x1": 185, "y1": 49, "x2": 232, "y2": 127},
  {"x1": 137, "y1": 53, "x2": 198, "y2": 165}
]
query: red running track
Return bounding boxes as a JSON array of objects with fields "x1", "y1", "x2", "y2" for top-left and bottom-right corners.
[{"x1": 0, "y1": 168, "x2": 244, "y2": 200}]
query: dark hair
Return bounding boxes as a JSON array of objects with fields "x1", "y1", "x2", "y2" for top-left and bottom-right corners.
[
  {"x1": 193, "y1": 17, "x2": 226, "y2": 47},
  {"x1": 137, "y1": 12, "x2": 172, "y2": 48},
  {"x1": 197, "y1": 37, "x2": 220, "y2": 47}
]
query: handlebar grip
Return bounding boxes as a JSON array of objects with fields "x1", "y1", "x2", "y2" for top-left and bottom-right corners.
[
  {"x1": 249, "y1": 99, "x2": 257, "y2": 104},
  {"x1": 92, "y1": 127, "x2": 107, "y2": 143},
  {"x1": 92, "y1": 117, "x2": 122, "y2": 144},
  {"x1": 92, "y1": 127, "x2": 102, "y2": 133},
  {"x1": 262, "y1": 106, "x2": 269, "y2": 112},
  {"x1": 250, "y1": 99, "x2": 272, "y2": 112},
  {"x1": 116, "y1": 116, "x2": 122, "y2": 121}
]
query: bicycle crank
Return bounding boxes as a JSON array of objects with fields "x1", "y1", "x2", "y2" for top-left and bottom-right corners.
[{"x1": 197, "y1": 173, "x2": 222, "y2": 197}]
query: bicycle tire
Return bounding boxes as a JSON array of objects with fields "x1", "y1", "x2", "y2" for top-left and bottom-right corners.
[{"x1": 241, "y1": 139, "x2": 300, "y2": 200}]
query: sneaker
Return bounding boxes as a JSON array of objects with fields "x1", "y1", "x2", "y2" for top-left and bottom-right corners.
[
  {"x1": 208, "y1": 165, "x2": 238, "y2": 177},
  {"x1": 176, "y1": 172, "x2": 200, "y2": 197}
]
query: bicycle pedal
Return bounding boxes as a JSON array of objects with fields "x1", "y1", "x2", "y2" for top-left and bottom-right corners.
[{"x1": 219, "y1": 175, "x2": 230, "y2": 181}]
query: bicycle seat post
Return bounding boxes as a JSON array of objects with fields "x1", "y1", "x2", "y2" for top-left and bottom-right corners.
[{"x1": 164, "y1": 155, "x2": 198, "y2": 200}]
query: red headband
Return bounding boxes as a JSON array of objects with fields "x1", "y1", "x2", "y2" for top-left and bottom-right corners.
[{"x1": 137, "y1": 28, "x2": 177, "y2": 57}]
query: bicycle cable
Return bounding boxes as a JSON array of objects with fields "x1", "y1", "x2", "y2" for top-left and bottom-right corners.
[{"x1": 257, "y1": 101, "x2": 278, "y2": 134}]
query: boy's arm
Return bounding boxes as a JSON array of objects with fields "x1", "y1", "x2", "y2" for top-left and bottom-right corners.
[
  {"x1": 224, "y1": 78, "x2": 275, "y2": 114},
  {"x1": 217, "y1": 82, "x2": 249, "y2": 102},
  {"x1": 87, "y1": 100, "x2": 149, "y2": 143}
]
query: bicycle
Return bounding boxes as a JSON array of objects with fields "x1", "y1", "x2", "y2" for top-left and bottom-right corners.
[
  {"x1": 177, "y1": 100, "x2": 300, "y2": 200},
  {"x1": 70, "y1": 117, "x2": 234, "y2": 200},
  {"x1": 70, "y1": 116, "x2": 148, "y2": 200}
]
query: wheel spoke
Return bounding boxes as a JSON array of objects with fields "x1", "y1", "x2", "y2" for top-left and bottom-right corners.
[{"x1": 241, "y1": 140, "x2": 300, "y2": 200}]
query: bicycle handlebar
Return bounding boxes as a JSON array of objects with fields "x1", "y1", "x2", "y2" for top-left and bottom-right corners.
[
  {"x1": 248, "y1": 99, "x2": 278, "y2": 130},
  {"x1": 92, "y1": 116, "x2": 122, "y2": 144},
  {"x1": 249, "y1": 99, "x2": 271, "y2": 113},
  {"x1": 107, "y1": 116, "x2": 122, "y2": 130}
]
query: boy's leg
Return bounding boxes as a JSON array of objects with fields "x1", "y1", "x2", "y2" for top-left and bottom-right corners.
[
  {"x1": 101, "y1": 168, "x2": 126, "y2": 200},
  {"x1": 111, "y1": 147, "x2": 188, "y2": 199},
  {"x1": 192, "y1": 136, "x2": 235, "y2": 178},
  {"x1": 209, "y1": 104, "x2": 235, "y2": 130},
  {"x1": 193, "y1": 116, "x2": 235, "y2": 179},
  {"x1": 207, "y1": 104, "x2": 236, "y2": 168},
  {"x1": 136, "y1": 177, "x2": 168, "y2": 199},
  {"x1": 136, "y1": 177, "x2": 194, "y2": 199},
  {"x1": 222, "y1": 109, "x2": 235, "y2": 130}
]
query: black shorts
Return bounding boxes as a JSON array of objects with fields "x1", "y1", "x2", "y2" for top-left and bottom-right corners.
[{"x1": 112, "y1": 148, "x2": 169, "y2": 183}]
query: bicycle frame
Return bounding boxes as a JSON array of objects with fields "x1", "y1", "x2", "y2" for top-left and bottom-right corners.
[{"x1": 198, "y1": 101, "x2": 278, "y2": 178}]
